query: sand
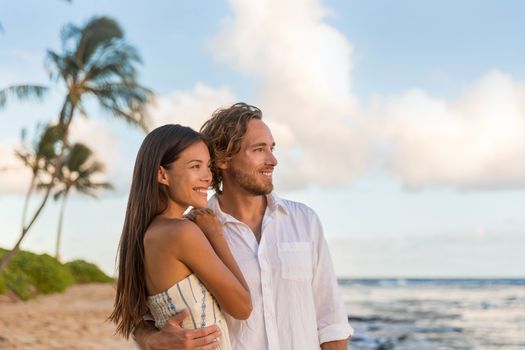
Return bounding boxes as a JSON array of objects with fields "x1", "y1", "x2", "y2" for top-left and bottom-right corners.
[{"x1": 0, "y1": 283, "x2": 132, "y2": 349}]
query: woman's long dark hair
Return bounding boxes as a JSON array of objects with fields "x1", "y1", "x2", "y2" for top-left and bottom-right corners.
[{"x1": 109, "y1": 124, "x2": 203, "y2": 338}]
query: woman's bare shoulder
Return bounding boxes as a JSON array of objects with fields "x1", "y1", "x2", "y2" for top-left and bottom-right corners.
[{"x1": 144, "y1": 218, "x2": 204, "y2": 251}]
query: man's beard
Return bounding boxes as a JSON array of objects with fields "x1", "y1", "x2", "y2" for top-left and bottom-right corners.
[{"x1": 229, "y1": 167, "x2": 273, "y2": 195}]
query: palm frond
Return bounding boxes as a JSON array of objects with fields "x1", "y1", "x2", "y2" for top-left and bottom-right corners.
[
  {"x1": 56, "y1": 143, "x2": 112, "y2": 192},
  {"x1": 89, "y1": 82, "x2": 152, "y2": 131},
  {"x1": 65, "y1": 143, "x2": 92, "y2": 171},
  {"x1": 46, "y1": 50, "x2": 79, "y2": 82},
  {"x1": 37, "y1": 124, "x2": 63, "y2": 160},
  {"x1": 0, "y1": 85, "x2": 48, "y2": 109},
  {"x1": 84, "y1": 42, "x2": 140, "y2": 83},
  {"x1": 76, "y1": 17, "x2": 124, "y2": 67},
  {"x1": 75, "y1": 181, "x2": 113, "y2": 198},
  {"x1": 60, "y1": 23, "x2": 81, "y2": 52},
  {"x1": 14, "y1": 150, "x2": 34, "y2": 169}
]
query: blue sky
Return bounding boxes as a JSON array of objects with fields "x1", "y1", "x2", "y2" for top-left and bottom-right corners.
[{"x1": 1, "y1": 0, "x2": 524, "y2": 277}]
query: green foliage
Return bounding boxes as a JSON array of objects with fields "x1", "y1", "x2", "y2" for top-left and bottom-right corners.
[
  {"x1": 65, "y1": 259, "x2": 113, "y2": 283},
  {"x1": 0, "y1": 249, "x2": 74, "y2": 299},
  {"x1": 0, "y1": 271, "x2": 5, "y2": 294},
  {"x1": 2, "y1": 264, "x2": 33, "y2": 300},
  {"x1": 0, "y1": 248, "x2": 110, "y2": 300}
]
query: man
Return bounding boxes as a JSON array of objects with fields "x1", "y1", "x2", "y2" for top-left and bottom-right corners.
[{"x1": 135, "y1": 103, "x2": 352, "y2": 349}]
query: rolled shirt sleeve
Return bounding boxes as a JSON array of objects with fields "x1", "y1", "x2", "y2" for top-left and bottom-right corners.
[{"x1": 310, "y1": 212, "x2": 354, "y2": 344}]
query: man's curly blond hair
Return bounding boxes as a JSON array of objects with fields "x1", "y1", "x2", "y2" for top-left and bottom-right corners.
[{"x1": 200, "y1": 102, "x2": 262, "y2": 194}]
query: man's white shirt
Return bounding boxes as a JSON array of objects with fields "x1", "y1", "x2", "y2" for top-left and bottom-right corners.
[{"x1": 208, "y1": 193, "x2": 353, "y2": 350}]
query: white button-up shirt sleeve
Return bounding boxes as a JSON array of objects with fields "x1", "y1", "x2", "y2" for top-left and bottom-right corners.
[{"x1": 310, "y1": 211, "x2": 354, "y2": 344}]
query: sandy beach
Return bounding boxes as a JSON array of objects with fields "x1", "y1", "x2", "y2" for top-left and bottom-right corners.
[{"x1": 0, "y1": 283, "x2": 131, "y2": 350}]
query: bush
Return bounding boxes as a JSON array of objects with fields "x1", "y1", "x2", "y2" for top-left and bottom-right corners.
[
  {"x1": 0, "y1": 272, "x2": 5, "y2": 294},
  {"x1": 2, "y1": 265, "x2": 34, "y2": 300},
  {"x1": 25, "y1": 253, "x2": 75, "y2": 294},
  {"x1": 0, "y1": 248, "x2": 74, "y2": 299},
  {"x1": 0, "y1": 249, "x2": 5, "y2": 295},
  {"x1": 65, "y1": 259, "x2": 113, "y2": 283},
  {"x1": 0, "y1": 248, "x2": 111, "y2": 300}
]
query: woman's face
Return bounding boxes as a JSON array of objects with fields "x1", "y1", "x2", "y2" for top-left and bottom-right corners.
[{"x1": 159, "y1": 140, "x2": 212, "y2": 213}]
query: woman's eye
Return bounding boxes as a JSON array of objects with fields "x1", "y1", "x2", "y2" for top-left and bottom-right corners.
[{"x1": 191, "y1": 164, "x2": 200, "y2": 169}]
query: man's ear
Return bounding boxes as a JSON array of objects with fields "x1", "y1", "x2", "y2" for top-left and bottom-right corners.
[
  {"x1": 157, "y1": 166, "x2": 169, "y2": 186},
  {"x1": 215, "y1": 158, "x2": 229, "y2": 170}
]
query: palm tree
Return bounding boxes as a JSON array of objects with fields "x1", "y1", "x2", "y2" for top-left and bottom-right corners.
[
  {"x1": 48, "y1": 16, "x2": 152, "y2": 137},
  {"x1": 0, "y1": 124, "x2": 62, "y2": 270},
  {"x1": 0, "y1": 15, "x2": 152, "y2": 271},
  {"x1": 2, "y1": 15, "x2": 152, "y2": 143},
  {"x1": 16, "y1": 124, "x2": 63, "y2": 228},
  {"x1": 53, "y1": 143, "x2": 112, "y2": 260},
  {"x1": 45, "y1": 15, "x2": 147, "y2": 261}
]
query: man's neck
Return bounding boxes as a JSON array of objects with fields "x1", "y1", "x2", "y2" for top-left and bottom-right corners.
[{"x1": 218, "y1": 188, "x2": 267, "y2": 241}]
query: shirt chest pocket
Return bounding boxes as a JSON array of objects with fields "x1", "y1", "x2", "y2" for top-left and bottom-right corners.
[{"x1": 277, "y1": 242, "x2": 313, "y2": 281}]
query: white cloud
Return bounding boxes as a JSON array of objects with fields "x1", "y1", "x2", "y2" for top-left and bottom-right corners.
[
  {"x1": 211, "y1": 0, "x2": 373, "y2": 190},
  {"x1": 69, "y1": 117, "x2": 120, "y2": 183},
  {"x1": 0, "y1": 139, "x2": 32, "y2": 194},
  {"x1": 147, "y1": 83, "x2": 236, "y2": 130},
  {"x1": 210, "y1": 0, "x2": 525, "y2": 191},
  {"x1": 377, "y1": 70, "x2": 525, "y2": 189}
]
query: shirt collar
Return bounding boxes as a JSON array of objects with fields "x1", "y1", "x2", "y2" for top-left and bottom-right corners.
[
  {"x1": 266, "y1": 192, "x2": 289, "y2": 216},
  {"x1": 207, "y1": 192, "x2": 288, "y2": 224}
]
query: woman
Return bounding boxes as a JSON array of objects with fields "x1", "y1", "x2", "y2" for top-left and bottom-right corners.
[{"x1": 110, "y1": 124, "x2": 252, "y2": 349}]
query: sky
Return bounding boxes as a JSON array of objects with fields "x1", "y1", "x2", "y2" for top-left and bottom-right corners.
[{"x1": 1, "y1": 0, "x2": 524, "y2": 278}]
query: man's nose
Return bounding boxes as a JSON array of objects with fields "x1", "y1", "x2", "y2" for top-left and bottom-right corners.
[{"x1": 267, "y1": 151, "x2": 278, "y2": 166}]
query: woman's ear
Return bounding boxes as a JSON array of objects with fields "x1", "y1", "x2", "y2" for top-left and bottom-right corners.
[{"x1": 157, "y1": 166, "x2": 169, "y2": 186}]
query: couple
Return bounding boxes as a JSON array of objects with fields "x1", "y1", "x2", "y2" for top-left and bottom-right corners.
[{"x1": 110, "y1": 103, "x2": 353, "y2": 349}]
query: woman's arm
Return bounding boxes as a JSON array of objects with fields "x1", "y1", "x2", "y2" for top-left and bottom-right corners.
[
  {"x1": 185, "y1": 208, "x2": 250, "y2": 294},
  {"x1": 170, "y1": 218, "x2": 252, "y2": 320}
]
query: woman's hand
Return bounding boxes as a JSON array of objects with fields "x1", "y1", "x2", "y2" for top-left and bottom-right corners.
[{"x1": 184, "y1": 208, "x2": 223, "y2": 241}]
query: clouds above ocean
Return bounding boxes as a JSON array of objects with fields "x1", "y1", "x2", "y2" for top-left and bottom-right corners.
[{"x1": 375, "y1": 70, "x2": 525, "y2": 190}]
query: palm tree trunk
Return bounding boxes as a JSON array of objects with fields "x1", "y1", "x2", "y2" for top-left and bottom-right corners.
[
  {"x1": 59, "y1": 95, "x2": 77, "y2": 143},
  {"x1": 21, "y1": 173, "x2": 36, "y2": 228},
  {"x1": 55, "y1": 191, "x2": 69, "y2": 261},
  {"x1": 55, "y1": 97, "x2": 77, "y2": 175},
  {"x1": 0, "y1": 186, "x2": 52, "y2": 271}
]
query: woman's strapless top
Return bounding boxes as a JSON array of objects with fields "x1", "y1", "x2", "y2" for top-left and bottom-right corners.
[{"x1": 147, "y1": 273, "x2": 231, "y2": 350}]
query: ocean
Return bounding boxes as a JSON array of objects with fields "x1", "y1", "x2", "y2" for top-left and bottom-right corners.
[{"x1": 339, "y1": 279, "x2": 525, "y2": 350}]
